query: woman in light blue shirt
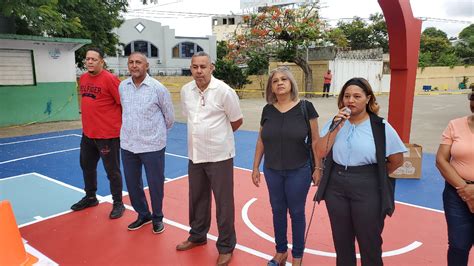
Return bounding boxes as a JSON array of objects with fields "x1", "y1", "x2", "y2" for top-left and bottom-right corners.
[{"x1": 314, "y1": 77, "x2": 407, "y2": 266}]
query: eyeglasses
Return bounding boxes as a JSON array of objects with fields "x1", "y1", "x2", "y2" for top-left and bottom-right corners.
[
  {"x1": 200, "y1": 92, "x2": 205, "y2": 106},
  {"x1": 468, "y1": 92, "x2": 473, "y2": 101}
]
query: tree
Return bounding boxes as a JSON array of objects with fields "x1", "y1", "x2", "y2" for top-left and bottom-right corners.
[
  {"x1": 1, "y1": 0, "x2": 128, "y2": 68},
  {"x1": 369, "y1": 13, "x2": 388, "y2": 53},
  {"x1": 229, "y1": 2, "x2": 323, "y2": 95},
  {"x1": 419, "y1": 27, "x2": 459, "y2": 66},
  {"x1": 214, "y1": 41, "x2": 251, "y2": 98},
  {"x1": 455, "y1": 24, "x2": 474, "y2": 64},
  {"x1": 331, "y1": 13, "x2": 388, "y2": 52},
  {"x1": 336, "y1": 17, "x2": 373, "y2": 50}
]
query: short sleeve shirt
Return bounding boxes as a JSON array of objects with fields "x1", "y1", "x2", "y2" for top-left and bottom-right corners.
[
  {"x1": 440, "y1": 116, "x2": 474, "y2": 181},
  {"x1": 79, "y1": 70, "x2": 121, "y2": 139},
  {"x1": 320, "y1": 117, "x2": 407, "y2": 167},
  {"x1": 260, "y1": 100, "x2": 318, "y2": 170},
  {"x1": 181, "y1": 76, "x2": 243, "y2": 163}
]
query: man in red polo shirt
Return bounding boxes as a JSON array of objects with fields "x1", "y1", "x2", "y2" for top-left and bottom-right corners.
[{"x1": 71, "y1": 47, "x2": 125, "y2": 219}]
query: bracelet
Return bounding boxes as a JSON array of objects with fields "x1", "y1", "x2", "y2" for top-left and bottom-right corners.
[{"x1": 315, "y1": 167, "x2": 324, "y2": 170}]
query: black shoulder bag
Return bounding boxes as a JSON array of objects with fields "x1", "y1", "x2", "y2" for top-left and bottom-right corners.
[{"x1": 300, "y1": 100, "x2": 315, "y2": 174}]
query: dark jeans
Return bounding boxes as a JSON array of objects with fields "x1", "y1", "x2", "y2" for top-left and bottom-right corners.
[
  {"x1": 443, "y1": 182, "x2": 473, "y2": 266},
  {"x1": 325, "y1": 163, "x2": 384, "y2": 266},
  {"x1": 80, "y1": 134, "x2": 122, "y2": 203},
  {"x1": 121, "y1": 148, "x2": 165, "y2": 222},
  {"x1": 263, "y1": 161, "x2": 312, "y2": 258},
  {"x1": 188, "y1": 158, "x2": 236, "y2": 254},
  {"x1": 323, "y1": 83, "x2": 331, "y2": 98}
]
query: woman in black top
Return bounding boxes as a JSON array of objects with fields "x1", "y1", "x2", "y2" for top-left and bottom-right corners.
[{"x1": 252, "y1": 67, "x2": 320, "y2": 266}]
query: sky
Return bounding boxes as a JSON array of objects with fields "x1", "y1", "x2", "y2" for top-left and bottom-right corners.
[{"x1": 126, "y1": 0, "x2": 473, "y2": 38}]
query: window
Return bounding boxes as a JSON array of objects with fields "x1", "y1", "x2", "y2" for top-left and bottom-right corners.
[
  {"x1": 0, "y1": 49, "x2": 35, "y2": 86},
  {"x1": 229, "y1": 18, "x2": 235, "y2": 25},
  {"x1": 213, "y1": 19, "x2": 218, "y2": 26},
  {"x1": 171, "y1": 42, "x2": 204, "y2": 58},
  {"x1": 123, "y1": 41, "x2": 159, "y2": 58},
  {"x1": 223, "y1": 18, "x2": 227, "y2": 25}
]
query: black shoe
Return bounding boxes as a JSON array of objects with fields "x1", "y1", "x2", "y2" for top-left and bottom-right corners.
[
  {"x1": 71, "y1": 196, "x2": 99, "y2": 211},
  {"x1": 109, "y1": 201, "x2": 125, "y2": 219},
  {"x1": 128, "y1": 217, "x2": 152, "y2": 231},
  {"x1": 152, "y1": 221, "x2": 165, "y2": 234}
]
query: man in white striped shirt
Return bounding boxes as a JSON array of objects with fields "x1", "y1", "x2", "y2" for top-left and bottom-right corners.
[{"x1": 119, "y1": 52, "x2": 174, "y2": 234}]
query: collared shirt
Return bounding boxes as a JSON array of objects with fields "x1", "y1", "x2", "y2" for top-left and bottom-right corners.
[
  {"x1": 119, "y1": 74, "x2": 175, "y2": 153},
  {"x1": 181, "y1": 76, "x2": 243, "y2": 163},
  {"x1": 320, "y1": 118, "x2": 407, "y2": 167}
]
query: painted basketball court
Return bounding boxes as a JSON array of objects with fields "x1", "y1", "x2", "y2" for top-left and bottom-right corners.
[{"x1": 1, "y1": 123, "x2": 471, "y2": 265}]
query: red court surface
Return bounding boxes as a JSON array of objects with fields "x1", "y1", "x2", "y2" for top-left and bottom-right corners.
[{"x1": 20, "y1": 168, "x2": 471, "y2": 265}]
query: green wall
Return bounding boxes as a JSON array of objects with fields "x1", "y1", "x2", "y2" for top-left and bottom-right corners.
[{"x1": 0, "y1": 82, "x2": 79, "y2": 127}]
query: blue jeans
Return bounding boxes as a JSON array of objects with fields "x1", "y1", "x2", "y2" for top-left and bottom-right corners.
[
  {"x1": 263, "y1": 161, "x2": 312, "y2": 258},
  {"x1": 121, "y1": 148, "x2": 165, "y2": 222},
  {"x1": 443, "y1": 182, "x2": 473, "y2": 266}
]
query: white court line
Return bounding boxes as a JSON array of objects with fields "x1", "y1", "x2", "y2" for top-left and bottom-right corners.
[
  {"x1": 0, "y1": 147, "x2": 187, "y2": 165},
  {"x1": 242, "y1": 198, "x2": 423, "y2": 258},
  {"x1": 395, "y1": 200, "x2": 444, "y2": 213},
  {"x1": 0, "y1": 173, "x2": 35, "y2": 181},
  {"x1": 234, "y1": 166, "x2": 445, "y2": 214},
  {"x1": 2, "y1": 146, "x2": 444, "y2": 215},
  {"x1": 13, "y1": 172, "x2": 274, "y2": 262},
  {"x1": 0, "y1": 148, "x2": 79, "y2": 165},
  {"x1": 0, "y1": 134, "x2": 81, "y2": 146},
  {"x1": 24, "y1": 240, "x2": 58, "y2": 265}
]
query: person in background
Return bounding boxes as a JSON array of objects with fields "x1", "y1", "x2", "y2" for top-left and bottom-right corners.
[
  {"x1": 177, "y1": 51, "x2": 243, "y2": 266},
  {"x1": 251, "y1": 66, "x2": 321, "y2": 266},
  {"x1": 314, "y1": 77, "x2": 406, "y2": 266},
  {"x1": 119, "y1": 52, "x2": 174, "y2": 234},
  {"x1": 435, "y1": 88, "x2": 474, "y2": 266},
  {"x1": 71, "y1": 47, "x2": 125, "y2": 219},
  {"x1": 322, "y1": 69, "x2": 332, "y2": 98}
]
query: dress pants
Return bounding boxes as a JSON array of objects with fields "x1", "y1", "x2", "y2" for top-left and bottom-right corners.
[
  {"x1": 187, "y1": 158, "x2": 236, "y2": 254},
  {"x1": 121, "y1": 148, "x2": 165, "y2": 222},
  {"x1": 325, "y1": 163, "x2": 384, "y2": 266},
  {"x1": 80, "y1": 134, "x2": 122, "y2": 203}
]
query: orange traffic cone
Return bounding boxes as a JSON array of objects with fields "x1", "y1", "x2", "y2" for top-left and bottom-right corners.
[{"x1": 0, "y1": 200, "x2": 38, "y2": 265}]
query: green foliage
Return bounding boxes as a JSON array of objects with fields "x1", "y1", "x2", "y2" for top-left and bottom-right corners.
[
  {"x1": 336, "y1": 17, "x2": 372, "y2": 50},
  {"x1": 229, "y1": 2, "x2": 323, "y2": 92},
  {"x1": 332, "y1": 13, "x2": 388, "y2": 52},
  {"x1": 246, "y1": 51, "x2": 269, "y2": 75},
  {"x1": 369, "y1": 13, "x2": 388, "y2": 52},
  {"x1": 213, "y1": 59, "x2": 251, "y2": 97},
  {"x1": 455, "y1": 24, "x2": 474, "y2": 64},
  {"x1": 1, "y1": 0, "x2": 128, "y2": 68},
  {"x1": 419, "y1": 27, "x2": 461, "y2": 66},
  {"x1": 326, "y1": 28, "x2": 349, "y2": 48},
  {"x1": 217, "y1": 40, "x2": 229, "y2": 59}
]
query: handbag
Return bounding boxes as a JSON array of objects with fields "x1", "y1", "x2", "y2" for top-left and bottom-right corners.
[{"x1": 300, "y1": 100, "x2": 315, "y2": 174}]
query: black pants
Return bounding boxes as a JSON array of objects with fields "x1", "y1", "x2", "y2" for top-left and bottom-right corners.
[
  {"x1": 80, "y1": 134, "x2": 123, "y2": 203},
  {"x1": 187, "y1": 158, "x2": 236, "y2": 254},
  {"x1": 325, "y1": 163, "x2": 384, "y2": 266},
  {"x1": 323, "y1": 83, "x2": 331, "y2": 97}
]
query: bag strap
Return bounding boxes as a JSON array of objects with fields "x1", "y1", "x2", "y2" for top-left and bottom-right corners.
[{"x1": 300, "y1": 100, "x2": 312, "y2": 141}]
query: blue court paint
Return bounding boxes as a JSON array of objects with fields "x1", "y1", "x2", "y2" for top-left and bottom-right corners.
[
  {"x1": 0, "y1": 173, "x2": 84, "y2": 224},
  {"x1": 0, "y1": 123, "x2": 447, "y2": 211},
  {"x1": 395, "y1": 154, "x2": 445, "y2": 210}
]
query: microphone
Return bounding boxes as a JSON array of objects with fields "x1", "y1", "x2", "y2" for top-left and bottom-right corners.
[{"x1": 329, "y1": 107, "x2": 351, "y2": 132}]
